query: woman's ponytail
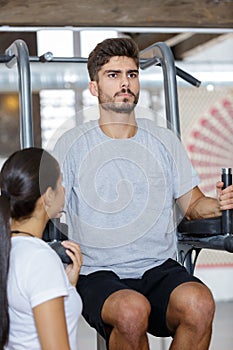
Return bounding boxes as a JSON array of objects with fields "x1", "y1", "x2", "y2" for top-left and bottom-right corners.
[{"x1": 0, "y1": 193, "x2": 11, "y2": 348}]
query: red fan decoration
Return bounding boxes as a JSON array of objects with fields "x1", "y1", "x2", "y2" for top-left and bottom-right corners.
[{"x1": 185, "y1": 97, "x2": 233, "y2": 196}]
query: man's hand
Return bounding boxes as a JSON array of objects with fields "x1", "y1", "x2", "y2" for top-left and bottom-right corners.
[{"x1": 216, "y1": 181, "x2": 233, "y2": 211}]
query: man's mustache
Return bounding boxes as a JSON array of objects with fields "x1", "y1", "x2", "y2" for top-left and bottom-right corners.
[{"x1": 114, "y1": 88, "x2": 136, "y2": 98}]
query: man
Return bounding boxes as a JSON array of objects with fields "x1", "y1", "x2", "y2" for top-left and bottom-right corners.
[{"x1": 53, "y1": 38, "x2": 233, "y2": 350}]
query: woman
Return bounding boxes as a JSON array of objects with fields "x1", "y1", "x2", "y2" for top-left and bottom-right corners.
[{"x1": 0, "y1": 147, "x2": 82, "y2": 350}]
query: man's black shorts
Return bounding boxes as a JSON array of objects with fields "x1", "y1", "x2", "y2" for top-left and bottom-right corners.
[{"x1": 77, "y1": 258, "x2": 202, "y2": 342}]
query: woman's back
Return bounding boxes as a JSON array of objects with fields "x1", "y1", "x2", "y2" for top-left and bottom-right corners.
[
  {"x1": 1, "y1": 148, "x2": 83, "y2": 349},
  {"x1": 5, "y1": 236, "x2": 82, "y2": 350}
]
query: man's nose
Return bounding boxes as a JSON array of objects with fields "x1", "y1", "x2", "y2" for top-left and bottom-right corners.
[{"x1": 121, "y1": 75, "x2": 130, "y2": 88}]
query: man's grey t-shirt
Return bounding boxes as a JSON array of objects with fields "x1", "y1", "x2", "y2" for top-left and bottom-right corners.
[{"x1": 53, "y1": 118, "x2": 200, "y2": 279}]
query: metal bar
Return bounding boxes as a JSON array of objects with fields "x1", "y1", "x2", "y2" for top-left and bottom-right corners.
[
  {"x1": 1, "y1": 53, "x2": 201, "y2": 88},
  {"x1": 0, "y1": 54, "x2": 12, "y2": 63},
  {"x1": 175, "y1": 66, "x2": 201, "y2": 87},
  {"x1": 0, "y1": 26, "x2": 232, "y2": 34},
  {"x1": 177, "y1": 234, "x2": 233, "y2": 253},
  {"x1": 31, "y1": 54, "x2": 201, "y2": 87},
  {"x1": 140, "y1": 42, "x2": 181, "y2": 136},
  {"x1": 140, "y1": 57, "x2": 201, "y2": 87},
  {"x1": 5, "y1": 39, "x2": 34, "y2": 148}
]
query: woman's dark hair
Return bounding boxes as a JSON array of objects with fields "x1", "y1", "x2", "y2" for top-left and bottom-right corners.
[
  {"x1": 0, "y1": 147, "x2": 60, "y2": 348},
  {"x1": 0, "y1": 195, "x2": 10, "y2": 348},
  {"x1": 87, "y1": 37, "x2": 139, "y2": 81}
]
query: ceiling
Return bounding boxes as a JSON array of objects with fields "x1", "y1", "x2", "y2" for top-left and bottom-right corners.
[{"x1": 0, "y1": 0, "x2": 232, "y2": 60}]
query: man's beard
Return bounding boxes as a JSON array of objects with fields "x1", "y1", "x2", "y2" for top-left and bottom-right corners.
[{"x1": 98, "y1": 88, "x2": 139, "y2": 114}]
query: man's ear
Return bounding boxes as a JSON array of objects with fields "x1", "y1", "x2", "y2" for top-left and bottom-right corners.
[{"x1": 89, "y1": 81, "x2": 99, "y2": 97}]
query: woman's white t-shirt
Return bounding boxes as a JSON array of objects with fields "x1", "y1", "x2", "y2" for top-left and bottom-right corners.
[{"x1": 5, "y1": 236, "x2": 82, "y2": 350}]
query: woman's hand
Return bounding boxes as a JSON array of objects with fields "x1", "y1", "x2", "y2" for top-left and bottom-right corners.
[{"x1": 61, "y1": 241, "x2": 83, "y2": 286}]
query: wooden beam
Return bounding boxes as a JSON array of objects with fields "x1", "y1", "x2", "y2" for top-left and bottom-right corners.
[
  {"x1": 0, "y1": 0, "x2": 232, "y2": 28},
  {"x1": 0, "y1": 32, "x2": 37, "y2": 55},
  {"x1": 171, "y1": 33, "x2": 231, "y2": 59},
  {"x1": 125, "y1": 33, "x2": 175, "y2": 51}
]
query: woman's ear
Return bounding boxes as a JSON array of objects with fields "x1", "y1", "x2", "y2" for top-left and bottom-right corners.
[
  {"x1": 43, "y1": 187, "x2": 54, "y2": 209},
  {"x1": 89, "y1": 81, "x2": 99, "y2": 97}
]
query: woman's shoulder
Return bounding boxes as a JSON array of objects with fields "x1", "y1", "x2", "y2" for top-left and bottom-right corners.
[{"x1": 11, "y1": 237, "x2": 61, "y2": 266}]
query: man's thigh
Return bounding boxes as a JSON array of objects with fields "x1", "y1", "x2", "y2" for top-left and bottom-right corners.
[
  {"x1": 77, "y1": 260, "x2": 203, "y2": 339},
  {"x1": 77, "y1": 270, "x2": 130, "y2": 340},
  {"x1": 140, "y1": 259, "x2": 203, "y2": 337}
]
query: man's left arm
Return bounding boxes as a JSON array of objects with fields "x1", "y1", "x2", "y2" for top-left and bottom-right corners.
[{"x1": 177, "y1": 183, "x2": 233, "y2": 220}]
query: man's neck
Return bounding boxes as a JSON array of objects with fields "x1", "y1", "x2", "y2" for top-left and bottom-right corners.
[{"x1": 99, "y1": 111, "x2": 138, "y2": 139}]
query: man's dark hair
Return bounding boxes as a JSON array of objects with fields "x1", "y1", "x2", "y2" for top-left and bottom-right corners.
[{"x1": 87, "y1": 37, "x2": 139, "y2": 81}]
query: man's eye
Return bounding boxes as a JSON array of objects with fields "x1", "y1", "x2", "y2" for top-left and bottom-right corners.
[
  {"x1": 108, "y1": 73, "x2": 118, "y2": 78},
  {"x1": 128, "y1": 73, "x2": 137, "y2": 78}
]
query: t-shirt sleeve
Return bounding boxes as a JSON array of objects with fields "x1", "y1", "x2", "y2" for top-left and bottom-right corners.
[
  {"x1": 166, "y1": 129, "x2": 201, "y2": 198},
  {"x1": 173, "y1": 133, "x2": 200, "y2": 198},
  {"x1": 23, "y1": 246, "x2": 69, "y2": 308}
]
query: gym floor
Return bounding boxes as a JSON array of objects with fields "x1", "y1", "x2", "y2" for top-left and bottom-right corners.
[{"x1": 77, "y1": 301, "x2": 233, "y2": 349}]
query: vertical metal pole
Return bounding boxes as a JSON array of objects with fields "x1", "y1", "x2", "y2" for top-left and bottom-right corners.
[
  {"x1": 140, "y1": 42, "x2": 181, "y2": 137},
  {"x1": 5, "y1": 39, "x2": 34, "y2": 148}
]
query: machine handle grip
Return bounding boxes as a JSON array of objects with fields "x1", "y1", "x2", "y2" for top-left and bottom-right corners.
[{"x1": 221, "y1": 168, "x2": 232, "y2": 234}]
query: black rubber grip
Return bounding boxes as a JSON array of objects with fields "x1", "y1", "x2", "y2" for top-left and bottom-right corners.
[{"x1": 49, "y1": 241, "x2": 72, "y2": 264}]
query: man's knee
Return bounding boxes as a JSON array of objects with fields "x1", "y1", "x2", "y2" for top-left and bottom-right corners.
[
  {"x1": 102, "y1": 289, "x2": 151, "y2": 333},
  {"x1": 184, "y1": 285, "x2": 215, "y2": 327},
  {"x1": 167, "y1": 282, "x2": 215, "y2": 334}
]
